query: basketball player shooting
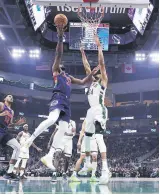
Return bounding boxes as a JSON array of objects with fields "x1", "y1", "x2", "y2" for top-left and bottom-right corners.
[
  {"x1": 80, "y1": 35, "x2": 111, "y2": 184},
  {"x1": 23, "y1": 14, "x2": 100, "y2": 171},
  {"x1": 0, "y1": 95, "x2": 26, "y2": 180}
]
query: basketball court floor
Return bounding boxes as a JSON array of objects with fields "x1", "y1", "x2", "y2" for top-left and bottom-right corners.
[{"x1": 0, "y1": 177, "x2": 159, "y2": 194}]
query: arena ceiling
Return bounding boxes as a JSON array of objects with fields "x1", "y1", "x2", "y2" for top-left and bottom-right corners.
[{"x1": 0, "y1": 0, "x2": 159, "y2": 79}]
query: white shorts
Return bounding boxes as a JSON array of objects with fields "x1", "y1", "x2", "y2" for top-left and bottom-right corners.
[
  {"x1": 85, "y1": 105, "x2": 108, "y2": 134},
  {"x1": 59, "y1": 136, "x2": 73, "y2": 157},
  {"x1": 81, "y1": 137, "x2": 98, "y2": 154},
  {"x1": 19, "y1": 146, "x2": 29, "y2": 159}
]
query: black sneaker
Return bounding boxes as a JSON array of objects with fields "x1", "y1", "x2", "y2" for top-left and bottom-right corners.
[
  {"x1": 3, "y1": 173, "x2": 12, "y2": 180},
  {"x1": 51, "y1": 172, "x2": 57, "y2": 182},
  {"x1": 10, "y1": 173, "x2": 20, "y2": 181},
  {"x1": 20, "y1": 174, "x2": 27, "y2": 180},
  {"x1": 62, "y1": 173, "x2": 67, "y2": 180}
]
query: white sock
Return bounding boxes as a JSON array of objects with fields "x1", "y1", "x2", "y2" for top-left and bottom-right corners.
[
  {"x1": 7, "y1": 164, "x2": 14, "y2": 174},
  {"x1": 92, "y1": 161, "x2": 97, "y2": 177},
  {"x1": 102, "y1": 159, "x2": 109, "y2": 172},
  {"x1": 20, "y1": 170, "x2": 24, "y2": 177},
  {"x1": 72, "y1": 171, "x2": 77, "y2": 176},
  {"x1": 85, "y1": 156, "x2": 91, "y2": 166}
]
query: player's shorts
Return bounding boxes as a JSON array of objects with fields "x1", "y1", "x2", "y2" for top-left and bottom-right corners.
[
  {"x1": 19, "y1": 146, "x2": 29, "y2": 159},
  {"x1": 81, "y1": 136, "x2": 98, "y2": 154},
  {"x1": 0, "y1": 129, "x2": 13, "y2": 146},
  {"x1": 85, "y1": 105, "x2": 108, "y2": 134},
  {"x1": 58, "y1": 136, "x2": 73, "y2": 157},
  {"x1": 49, "y1": 92, "x2": 71, "y2": 123}
]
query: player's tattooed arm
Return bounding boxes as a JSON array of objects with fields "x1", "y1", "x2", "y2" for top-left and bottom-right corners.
[
  {"x1": 80, "y1": 46, "x2": 91, "y2": 75},
  {"x1": 52, "y1": 27, "x2": 64, "y2": 76},
  {"x1": 16, "y1": 131, "x2": 23, "y2": 142},
  {"x1": 70, "y1": 66, "x2": 100, "y2": 85},
  {"x1": 94, "y1": 35, "x2": 108, "y2": 88}
]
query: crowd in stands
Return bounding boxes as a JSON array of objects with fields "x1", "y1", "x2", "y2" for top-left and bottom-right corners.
[{"x1": 0, "y1": 134, "x2": 158, "y2": 178}]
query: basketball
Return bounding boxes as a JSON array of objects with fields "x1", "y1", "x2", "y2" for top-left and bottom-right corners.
[{"x1": 54, "y1": 14, "x2": 68, "y2": 27}]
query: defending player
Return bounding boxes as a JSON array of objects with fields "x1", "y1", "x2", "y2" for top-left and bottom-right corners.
[
  {"x1": 48, "y1": 120, "x2": 76, "y2": 181},
  {"x1": 80, "y1": 36, "x2": 111, "y2": 184},
  {"x1": 69, "y1": 119, "x2": 98, "y2": 182},
  {"x1": 0, "y1": 94, "x2": 26, "y2": 180},
  {"x1": 13, "y1": 124, "x2": 42, "y2": 179},
  {"x1": 23, "y1": 25, "x2": 100, "y2": 171}
]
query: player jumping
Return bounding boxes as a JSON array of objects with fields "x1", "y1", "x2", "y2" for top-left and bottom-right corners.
[
  {"x1": 80, "y1": 36, "x2": 111, "y2": 184},
  {"x1": 23, "y1": 25, "x2": 99, "y2": 171}
]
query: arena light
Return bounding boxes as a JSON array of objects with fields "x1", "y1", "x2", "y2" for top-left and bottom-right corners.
[
  {"x1": 11, "y1": 48, "x2": 25, "y2": 58},
  {"x1": 29, "y1": 49, "x2": 40, "y2": 58},
  {"x1": 149, "y1": 52, "x2": 159, "y2": 62},
  {"x1": 135, "y1": 53, "x2": 146, "y2": 61},
  {"x1": 0, "y1": 31, "x2": 5, "y2": 40},
  {"x1": 0, "y1": 77, "x2": 4, "y2": 82}
]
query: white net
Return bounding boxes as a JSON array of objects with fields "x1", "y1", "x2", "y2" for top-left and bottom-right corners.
[{"x1": 78, "y1": 6, "x2": 104, "y2": 35}]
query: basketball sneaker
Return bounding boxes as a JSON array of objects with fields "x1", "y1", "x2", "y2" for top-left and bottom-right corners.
[
  {"x1": 3, "y1": 173, "x2": 20, "y2": 181},
  {"x1": 69, "y1": 175, "x2": 81, "y2": 182},
  {"x1": 51, "y1": 172, "x2": 57, "y2": 182},
  {"x1": 41, "y1": 155, "x2": 55, "y2": 170},
  {"x1": 99, "y1": 170, "x2": 111, "y2": 185},
  {"x1": 78, "y1": 168, "x2": 88, "y2": 176},
  {"x1": 90, "y1": 176, "x2": 99, "y2": 182},
  {"x1": 62, "y1": 173, "x2": 67, "y2": 180}
]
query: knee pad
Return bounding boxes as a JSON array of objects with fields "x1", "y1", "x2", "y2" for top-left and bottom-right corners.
[
  {"x1": 95, "y1": 121, "x2": 104, "y2": 134},
  {"x1": 21, "y1": 159, "x2": 28, "y2": 169},
  {"x1": 95, "y1": 134, "x2": 106, "y2": 153},
  {"x1": 85, "y1": 132, "x2": 93, "y2": 137}
]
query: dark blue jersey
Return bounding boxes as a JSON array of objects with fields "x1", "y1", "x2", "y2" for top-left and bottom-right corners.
[
  {"x1": 52, "y1": 72, "x2": 71, "y2": 99},
  {"x1": 0, "y1": 104, "x2": 13, "y2": 132}
]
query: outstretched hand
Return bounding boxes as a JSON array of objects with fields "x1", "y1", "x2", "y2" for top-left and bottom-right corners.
[
  {"x1": 16, "y1": 117, "x2": 26, "y2": 126},
  {"x1": 91, "y1": 65, "x2": 100, "y2": 75}
]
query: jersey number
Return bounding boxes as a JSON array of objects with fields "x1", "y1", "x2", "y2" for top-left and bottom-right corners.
[{"x1": 88, "y1": 88, "x2": 93, "y2": 95}]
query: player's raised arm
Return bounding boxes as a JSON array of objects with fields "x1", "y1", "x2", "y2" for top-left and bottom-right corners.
[
  {"x1": 80, "y1": 46, "x2": 91, "y2": 75},
  {"x1": 94, "y1": 35, "x2": 108, "y2": 87},
  {"x1": 70, "y1": 66, "x2": 100, "y2": 85},
  {"x1": 52, "y1": 27, "x2": 64, "y2": 76}
]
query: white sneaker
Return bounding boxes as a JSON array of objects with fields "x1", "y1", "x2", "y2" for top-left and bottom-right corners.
[
  {"x1": 41, "y1": 155, "x2": 55, "y2": 170},
  {"x1": 86, "y1": 163, "x2": 93, "y2": 172},
  {"x1": 78, "y1": 168, "x2": 88, "y2": 176},
  {"x1": 99, "y1": 171, "x2": 111, "y2": 185}
]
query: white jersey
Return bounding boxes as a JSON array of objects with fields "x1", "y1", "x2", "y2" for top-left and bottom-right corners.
[
  {"x1": 19, "y1": 131, "x2": 30, "y2": 145},
  {"x1": 68, "y1": 120, "x2": 76, "y2": 135},
  {"x1": 87, "y1": 81, "x2": 106, "y2": 107},
  {"x1": 56, "y1": 120, "x2": 76, "y2": 137}
]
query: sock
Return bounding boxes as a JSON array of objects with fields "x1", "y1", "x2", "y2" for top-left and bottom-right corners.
[
  {"x1": 20, "y1": 170, "x2": 24, "y2": 177},
  {"x1": 72, "y1": 171, "x2": 77, "y2": 176},
  {"x1": 85, "y1": 156, "x2": 91, "y2": 166},
  {"x1": 7, "y1": 164, "x2": 14, "y2": 174},
  {"x1": 92, "y1": 161, "x2": 97, "y2": 177},
  {"x1": 102, "y1": 159, "x2": 109, "y2": 172}
]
